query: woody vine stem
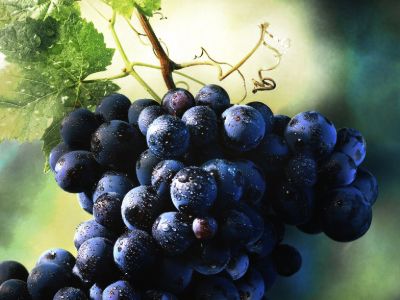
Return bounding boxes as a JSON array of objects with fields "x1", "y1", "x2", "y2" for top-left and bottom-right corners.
[{"x1": 82, "y1": 1, "x2": 286, "y2": 102}]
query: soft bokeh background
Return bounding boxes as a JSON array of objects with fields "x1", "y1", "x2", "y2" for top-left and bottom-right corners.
[{"x1": 1, "y1": 0, "x2": 399, "y2": 299}]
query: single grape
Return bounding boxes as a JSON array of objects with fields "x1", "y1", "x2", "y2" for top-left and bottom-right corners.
[
  {"x1": 75, "y1": 237, "x2": 116, "y2": 284},
  {"x1": 0, "y1": 261, "x2": 28, "y2": 285},
  {"x1": 27, "y1": 263, "x2": 72, "y2": 300},
  {"x1": 247, "y1": 101, "x2": 274, "y2": 134},
  {"x1": 0, "y1": 279, "x2": 31, "y2": 300},
  {"x1": 138, "y1": 105, "x2": 166, "y2": 136},
  {"x1": 91, "y1": 120, "x2": 144, "y2": 172},
  {"x1": 171, "y1": 167, "x2": 217, "y2": 215},
  {"x1": 147, "y1": 115, "x2": 190, "y2": 159},
  {"x1": 219, "y1": 209, "x2": 254, "y2": 245},
  {"x1": 246, "y1": 219, "x2": 279, "y2": 257},
  {"x1": 95, "y1": 93, "x2": 131, "y2": 122},
  {"x1": 235, "y1": 160, "x2": 266, "y2": 206},
  {"x1": 49, "y1": 142, "x2": 71, "y2": 172},
  {"x1": 60, "y1": 108, "x2": 99, "y2": 149},
  {"x1": 158, "y1": 257, "x2": 193, "y2": 294},
  {"x1": 272, "y1": 114, "x2": 290, "y2": 136},
  {"x1": 102, "y1": 280, "x2": 140, "y2": 300},
  {"x1": 182, "y1": 106, "x2": 218, "y2": 146},
  {"x1": 92, "y1": 171, "x2": 135, "y2": 202},
  {"x1": 36, "y1": 248, "x2": 75, "y2": 272},
  {"x1": 162, "y1": 88, "x2": 195, "y2": 117},
  {"x1": 136, "y1": 149, "x2": 162, "y2": 186},
  {"x1": 194, "y1": 277, "x2": 240, "y2": 300},
  {"x1": 152, "y1": 212, "x2": 195, "y2": 255},
  {"x1": 192, "y1": 217, "x2": 218, "y2": 240},
  {"x1": 128, "y1": 99, "x2": 159, "y2": 125},
  {"x1": 151, "y1": 160, "x2": 185, "y2": 201},
  {"x1": 285, "y1": 111, "x2": 337, "y2": 159},
  {"x1": 272, "y1": 182, "x2": 314, "y2": 226},
  {"x1": 285, "y1": 154, "x2": 317, "y2": 187},
  {"x1": 77, "y1": 192, "x2": 93, "y2": 214},
  {"x1": 55, "y1": 151, "x2": 101, "y2": 193},
  {"x1": 53, "y1": 287, "x2": 87, "y2": 300},
  {"x1": 121, "y1": 186, "x2": 164, "y2": 231},
  {"x1": 93, "y1": 192, "x2": 125, "y2": 232},
  {"x1": 74, "y1": 219, "x2": 117, "y2": 250},
  {"x1": 202, "y1": 159, "x2": 244, "y2": 208},
  {"x1": 226, "y1": 252, "x2": 249, "y2": 281},
  {"x1": 352, "y1": 167, "x2": 378, "y2": 205},
  {"x1": 71, "y1": 265, "x2": 91, "y2": 290},
  {"x1": 335, "y1": 127, "x2": 366, "y2": 166},
  {"x1": 113, "y1": 230, "x2": 157, "y2": 280},
  {"x1": 236, "y1": 203, "x2": 264, "y2": 245},
  {"x1": 194, "y1": 84, "x2": 231, "y2": 114},
  {"x1": 318, "y1": 152, "x2": 357, "y2": 187},
  {"x1": 249, "y1": 134, "x2": 290, "y2": 176},
  {"x1": 236, "y1": 268, "x2": 265, "y2": 300},
  {"x1": 320, "y1": 187, "x2": 372, "y2": 242},
  {"x1": 190, "y1": 241, "x2": 231, "y2": 275},
  {"x1": 89, "y1": 283, "x2": 102, "y2": 300},
  {"x1": 272, "y1": 244, "x2": 302, "y2": 277},
  {"x1": 221, "y1": 105, "x2": 266, "y2": 152}
]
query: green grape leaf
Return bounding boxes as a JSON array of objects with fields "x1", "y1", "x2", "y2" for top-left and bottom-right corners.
[
  {"x1": 105, "y1": 0, "x2": 161, "y2": 18},
  {"x1": 0, "y1": 6, "x2": 119, "y2": 171}
]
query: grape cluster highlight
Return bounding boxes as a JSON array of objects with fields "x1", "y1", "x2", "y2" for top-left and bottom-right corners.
[{"x1": 0, "y1": 85, "x2": 378, "y2": 300}]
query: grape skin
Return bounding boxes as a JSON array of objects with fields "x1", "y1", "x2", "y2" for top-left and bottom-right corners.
[{"x1": 0, "y1": 279, "x2": 31, "y2": 300}]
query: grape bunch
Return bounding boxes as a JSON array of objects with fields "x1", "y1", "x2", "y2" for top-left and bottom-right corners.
[{"x1": 0, "y1": 85, "x2": 378, "y2": 300}]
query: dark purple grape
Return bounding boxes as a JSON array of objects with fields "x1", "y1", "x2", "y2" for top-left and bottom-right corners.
[
  {"x1": 219, "y1": 209, "x2": 254, "y2": 246},
  {"x1": 171, "y1": 167, "x2": 217, "y2": 215},
  {"x1": 0, "y1": 261, "x2": 28, "y2": 285},
  {"x1": 221, "y1": 105, "x2": 266, "y2": 152},
  {"x1": 321, "y1": 187, "x2": 372, "y2": 242},
  {"x1": 102, "y1": 280, "x2": 140, "y2": 300},
  {"x1": 285, "y1": 154, "x2": 317, "y2": 187},
  {"x1": 143, "y1": 290, "x2": 178, "y2": 300},
  {"x1": 0, "y1": 279, "x2": 31, "y2": 300},
  {"x1": 121, "y1": 186, "x2": 164, "y2": 231},
  {"x1": 194, "y1": 84, "x2": 230, "y2": 114},
  {"x1": 272, "y1": 182, "x2": 314, "y2": 226},
  {"x1": 151, "y1": 160, "x2": 185, "y2": 201},
  {"x1": 113, "y1": 230, "x2": 157, "y2": 280},
  {"x1": 55, "y1": 151, "x2": 101, "y2": 193},
  {"x1": 235, "y1": 160, "x2": 266, "y2": 206},
  {"x1": 352, "y1": 167, "x2": 378, "y2": 205},
  {"x1": 49, "y1": 142, "x2": 71, "y2": 172},
  {"x1": 89, "y1": 283, "x2": 102, "y2": 300},
  {"x1": 74, "y1": 219, "x2": 117, "y2": 250},
  {"x1": 272, "y1": 244, "x2": 302, "y2": 277},
  {"x1": 95, "y1": 93, "x2": 131, "y2": 122},
  {"x1": 147, "y1": 115, "x2": 190, "y2": 159},
  {"x1": 226, "y1": 252, "x2": 249, "y2": 281},
  {"x1": 272, "y1": 114, "x2": 290, "y2": 136},
  {"x1": 318, "y1": 152, "x2": 357, "y2": 187},
  {"x1": 93, "y1": 171, "x2": 135, "y2": 202},
  {"x1": 36, "y1": 249, "x2": 75, "y2": 272},
  {"x1": 128, "y1": 99, "x2": 159, "y2": 125},
  {"x1": 91, "y1": 120, "x2": 144, "y2": 172},
  {"x1": 335, "y1": 127, "x2": 366, "y2": 166},
  {"x1": 93, "y1": 192, "x2": 125, "y2": 232},
  {"x1": 53, "y1": 287, "x2": 87, "y2": 300},
  {"x1": 27, "y1": 263, "x2": 72, "y2": 300},
  {"x1": 158, "y1": 257, "x2": 193, "y2": 294},
  {"x1": 247, "y1": 101, "x2": 274, "y2": 134},
  {"x1": 136, "y1": 149, "x2": 162, "y2": 186},
  {"x1": 190, "y1": 241, "x2": 231, "y2": 275},
  {"x1": 77, "y1": 192, "x2": 93, "y2": 214},
  {"x1": 162, "y1": 88, "x2": 195, "y2": 117},
  {"x1": 152, "y1": 212, "x2": 195, "y2": 255},
  {"x1": 192, "y1": 217, "x2": 218, "y2": 240},
  {"x1": 285, "y1": 111, "x2": 337, "y2": 159},
  {"x1": 61, "y1": 108, "x2": 99, "y2": 149},
  {"x1": 236, "y1": 268, "x2": 265, "y2": 300},
  {"x1": 202, "y1": 159, "x2": 244, "y2": 208},
  {"x1": 182, "y1": 106, "x2": 218, "y2": 146},
  {"x1": 138, "y1": 105, "x2": 166, "y2": 136}
]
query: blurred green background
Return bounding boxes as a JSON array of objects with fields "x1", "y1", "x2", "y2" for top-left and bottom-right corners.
[{"x1": 1, "y1": 0, "x2": 399, "y2": 299}]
